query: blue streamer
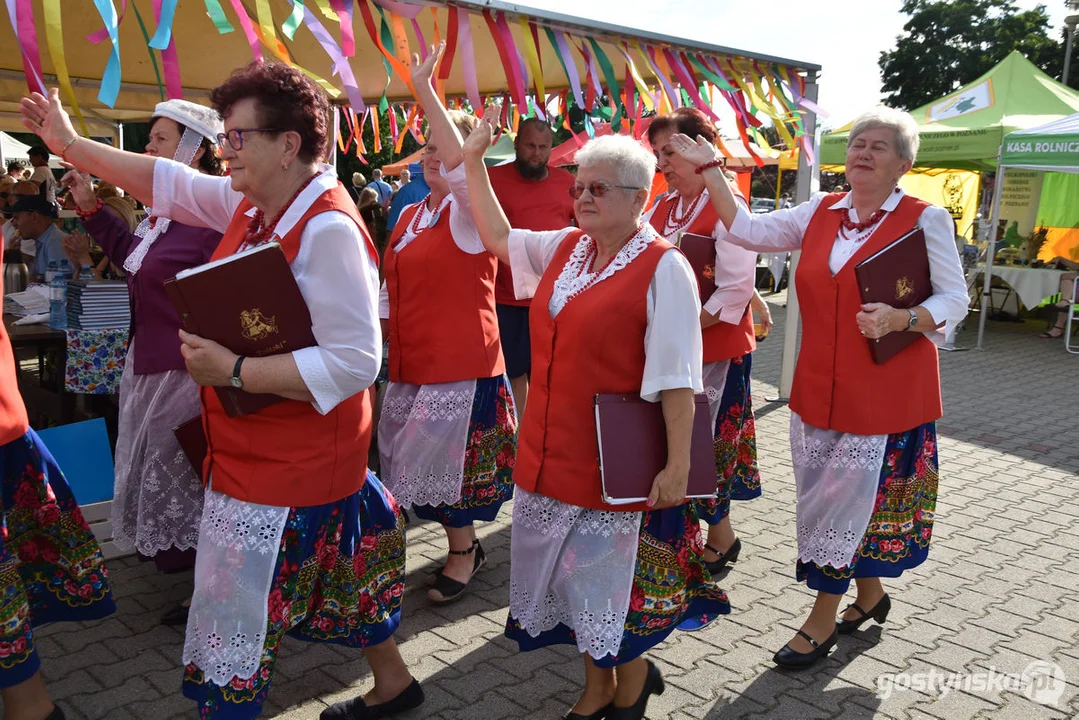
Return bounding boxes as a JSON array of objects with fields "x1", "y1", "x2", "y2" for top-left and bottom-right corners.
[
  {"x1": 148, "y1": 0, "x2": 178, "y2": 49},
  {"x1": 92, "y1": 0, "x2": 121, "y2": 107}
]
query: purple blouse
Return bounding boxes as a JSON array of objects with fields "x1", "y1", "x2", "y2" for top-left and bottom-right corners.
[{"x1": 81, "y1": 209, "x2": 222, "y2": 375}]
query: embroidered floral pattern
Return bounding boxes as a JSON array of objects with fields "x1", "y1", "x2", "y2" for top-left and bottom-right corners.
[
  {"x1": 549, "y1": 227, "x2": 655, "y2": 316},
  {"x1": 64, "y1": 328, "x2": 129, "y2": 395}
]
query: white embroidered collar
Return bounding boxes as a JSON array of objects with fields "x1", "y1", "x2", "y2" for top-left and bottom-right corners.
[{"x1": 549, "y1": 224, "x2": 657, "y2": 316}]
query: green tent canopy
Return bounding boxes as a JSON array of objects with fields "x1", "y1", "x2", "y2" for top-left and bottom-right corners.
[
  {"x1": 821, "y1": 51, "x2": 1079, "y2": 171},
  {"x1": 1000, "y1": 113, "x2": 1079, "y2": 171}
]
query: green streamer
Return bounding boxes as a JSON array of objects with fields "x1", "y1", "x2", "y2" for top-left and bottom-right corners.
[
  {"x1": 586, "y1": 38, "x2": 623, "y2": 131},
  {"x1": 282, "y1": 0, "x2": 305, "y2": 40},
  {"x1": 203, "y1": 0, "x2": 235, "y2": 34},
  {"x1": 130, "y1": 2, "x2": 166, "y2": 102}
]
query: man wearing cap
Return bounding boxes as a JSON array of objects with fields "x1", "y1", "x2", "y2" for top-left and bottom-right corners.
[
  {"x1": 27, "y1": 145, "x2": 58, "y2": 203},
  {"x1": 10, "y1": 194, "x2": 66, "y2": 280}
]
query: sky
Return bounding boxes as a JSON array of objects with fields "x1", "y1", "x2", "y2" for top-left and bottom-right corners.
[{"x1": 531, "y1": 0, "x2": 1071, "y2": 130}]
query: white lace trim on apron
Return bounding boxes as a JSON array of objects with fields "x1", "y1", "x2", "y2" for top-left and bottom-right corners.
[
  {"x1": 509, "y1": 488, "x2": 642, "y2": 660},
  {"x1": 181, "y1": 487, "x2": 289, "y2": 685},
  {"x1": 790, "y1": 412, "x2": 887, "y2": 569},
  {"x1": 377, "y1": 378, "x2": 476, "y2": 507}
]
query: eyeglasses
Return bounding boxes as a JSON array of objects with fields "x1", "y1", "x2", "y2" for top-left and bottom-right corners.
[
  {"x1": 568, "y1": 181, "x2": 645, "y2": 200},
  {"x1": 216, "y1": 127, "x2": 282, "y2": 151}
]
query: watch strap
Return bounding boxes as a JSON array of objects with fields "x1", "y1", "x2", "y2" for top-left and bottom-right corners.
[{"x1": 232, "y1": 355, "x2": 246, "y2": 385}]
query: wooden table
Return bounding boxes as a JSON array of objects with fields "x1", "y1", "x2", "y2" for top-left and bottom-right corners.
[{"x1": 4, "y1": 314, "x2": 80, "y2": 425}]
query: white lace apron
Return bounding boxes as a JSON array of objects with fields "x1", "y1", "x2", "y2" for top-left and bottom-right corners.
[
  {"x1": 181, "y1": 487, "x2": 289, "y2": 685},
  {"x1": 790, "y1": 412, "x2": 887, "y2": 569},
  {"x1": 702, "y1": 359, "x2": 732, "y2": 429},
  {"x1": 377, "y1": 378, "x2": 477, "y2": 507},
  {"x1": 509, "y1": 488, "x2": 643, "y2": 660}
]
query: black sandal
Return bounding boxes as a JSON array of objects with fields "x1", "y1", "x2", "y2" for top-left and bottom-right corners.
[
  {"x1": 426, "y1": 539, "x2": 485, "y2": 586},
  {"x1": 160, "y1": 603, "x2": 190, "y2": 627},
  {"x1": 702, "y1": 537, "x2": 741, "y2": 575},
  {"x1": 427, "y1": 542, "x2": 485, "y2": 604}
]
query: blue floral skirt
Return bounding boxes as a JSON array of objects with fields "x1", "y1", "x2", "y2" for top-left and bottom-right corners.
[
  {"x1": 697, "y1": 353, "x2": 762, "y2": 526},
  {"x1": 412, "y1": 375, "x2": 517, "y2": 528},
  {"x1": 797, "y1": 423, "x2": 937, "y2": 595},
  {"x1": 0, "y1": 429, "x2": 115, "y2": 688},
  {"x1": 183, "y1": 472, "x2": 406, "y2": 719},
  {"x1": 505, "y1": 503, "x2": 730, "y2": 668}
]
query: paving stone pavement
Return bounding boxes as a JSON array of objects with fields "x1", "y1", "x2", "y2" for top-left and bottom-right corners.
[{"x1": 28, "y1": 296, "x2": 1079, "y2": 720}]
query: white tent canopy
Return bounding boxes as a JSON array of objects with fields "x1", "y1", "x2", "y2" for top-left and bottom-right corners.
[
  {"x1": 0, "y1": 131, "x2": 63, "y2": 169},
  {"x1": 977, "y1": 112, "x2": 1079, "y2": 348}
]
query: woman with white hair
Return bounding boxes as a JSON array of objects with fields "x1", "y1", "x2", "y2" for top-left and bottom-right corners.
[
  {"x1": 668, "y1": 106, "x2": 968, "y2": 668},
  {"x1": 452, "y1": 97, "x2": 730, "y2": 720},
  {"x1": 57, "y1": 100, "x2": 225, "y2": 624}
]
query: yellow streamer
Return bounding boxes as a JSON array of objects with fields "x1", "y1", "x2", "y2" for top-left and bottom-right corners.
[
  {"x1": 311, "y1": 0, "x2": 339, "y2": 21},
  {"x1": 617, "y1": 44, "x2": 654, "y2": 112},
  {"x1": 251, "y1": 24, "x2": 340, "y2": 98},
  {"x1": 255, "y1": 0, "x2": 278, "y2": 48},
  {"x1": 517, "y1": 16, "x2": 546, "y2": 111},
  {"x1": 632, "y1": 42, "x2": 673, "y2": 113},
  {"x1": 42, "y1": 0, "x2": 89, "y2": 136}
]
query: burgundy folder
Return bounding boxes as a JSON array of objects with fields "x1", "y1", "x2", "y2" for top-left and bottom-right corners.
[
  {"x1": 594, "y1": 393, "x2": 717, "y2": 505},
  {"x1": 173, "y1": 416, "x2": 207, "y2": 479},
  {"x1": 675, "y1": 232, "x2": 717, "y2": 303}
]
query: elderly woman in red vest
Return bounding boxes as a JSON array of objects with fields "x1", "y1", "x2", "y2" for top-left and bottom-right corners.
[
  {"x1": 22, "y1": 65, "x2": 421, "y2": 719},
  {"x1": 449, "y1": 101, "x2": 730, "y2": 720},
  {"x1": 644, "y1": 108, "x2": 760, "y2": 578},
  {"x1": 376, "y1": 47, "x2": 516, "y2": 605},
  {"x1": 0, "y1": 277, "x2": 114, "y2": 720},
  {"x1": 668, "y1": 106, "x2": 968, "y2": 668}
]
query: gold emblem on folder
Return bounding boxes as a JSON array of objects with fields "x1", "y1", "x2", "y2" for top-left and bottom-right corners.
[
  {"x1": 895, "y1": 277, "x2": 914, "y2": 301},
  {"x1": 240, "y1": 309, "x2": 279, "y2": 341},
  {"x1": 703, "y1": 263, "x2": 716, "y2": 281}
]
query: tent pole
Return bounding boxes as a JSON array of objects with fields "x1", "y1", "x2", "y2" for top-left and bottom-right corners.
[
  {"x1": 117, "y1": 122, "x2": 124, "y2": 150},
  {"x1": 774, "y1": 70, "x2": 819, "y2": 402},
  {"x1": 331, "y1": 107, "x2": 339, "y2": 173},
  {"x1": 976, "y1": 150, "x2": 1006, "y2": 350}
]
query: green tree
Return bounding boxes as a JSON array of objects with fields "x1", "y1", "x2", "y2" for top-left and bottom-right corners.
[{"x1": 879, "y1": 0, "x2": 1073, "y2": 111}]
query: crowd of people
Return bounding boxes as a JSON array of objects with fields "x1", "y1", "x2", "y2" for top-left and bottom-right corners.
[{"x1": 0, "y1": 41, "x2": 968, "y2": 720}]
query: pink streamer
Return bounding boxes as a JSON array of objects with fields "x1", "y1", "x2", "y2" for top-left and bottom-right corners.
[
  {"x1": 553, "y1": 30, "x2": 584, "y2": 110},
  {"x1": 457, "y1": 10, "x2": 481, "y2": 110},
  {"x1": 302, "y1": 5, "x2": 366, "y2": 114},
  {"x1": 576, "y1": 41, "x2": 603, "y2": 105},
  {"x1": 784, "y1": 66, "x2": 828, "y2": 117},
  {"x1": 643, "y1": 45, "x2": 679, "y2": 110},
  {"x1": 228, "y1": 0, "x2": 264, "y2": 62},
  {"x1": 371, "y1": 0, "x2": 422, "y2": 19},
  {"x1": 328, "y1": 0, "x2": 355, "y2": 57},
  {"x1": 663, "y1": 48, "x2": 720, "y2": 122},
  {"x1": 493, "y1": 12, "x2": 527, "y2": 109},
  {"x1": 87, "y1": 0, "x2": 126, "y2": 43},
  {"x1": 153, "y1": 0, "x2": 183, "y2": 98},
  {"x1": 411, "y1": 18, "x2": 427, "y2": 59},
  {"x1": 12, "y1": 0, "x2": 45, "y2": 94}
]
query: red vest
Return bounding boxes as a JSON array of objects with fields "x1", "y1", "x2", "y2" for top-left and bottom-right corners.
[
  {"x1": 792, "y1": 193, "x2": 942, "y2": 435},
  {"x1": 514, "y1": 230, "x2": 671, "y2": 512},
  {"x1": 649, "y1": 192, "x2": 756, "y2": 363},
  {"x1": 0, "y1": 271, "x2": 29, "y2": 446},
  {"x1": 200, "y1": 184, "x2": 379, "y2": 507},
  {"x1": 383, "y1": 201, "x2": 504, "y2": 385}
]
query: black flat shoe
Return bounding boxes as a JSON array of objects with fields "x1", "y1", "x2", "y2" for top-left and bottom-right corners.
[
  {"x1": 703, "y1": 537, "x2": 741, "y2": 575},
  {"x1": 427, "y1": 542, "x2": 485, "y2": 604},
  {"x1": 836, "y1": 593, "x2": 891, "y2": 635},
  {"x1": 608, "y1": 660, "x2": 665, "y2": 720},
  {"x1": 426, "y1": 539, "x2": 485, "y2": 587},
  {"x1": 773, "y1": 629, "x2": 838, "y2": 669},
  {"x1": 160, "y1": 603, "x2": 190, "y2": 626},
  {"x1": 319, "y1": 678, "x2": 425, "y2": 719},
  {"x1": 46, "y1": 706, "x2": 66, "y2": 720},
  {"x1": 564, "y1": 703, "x2": 612, "y2": 720}
]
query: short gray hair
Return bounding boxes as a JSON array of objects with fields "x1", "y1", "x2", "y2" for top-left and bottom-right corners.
[
  {"x1": 848, "y1": 107, "x2": 920, "y2": 164},
  {"x1": 575, "y1": 135, "x2": 654, "y2": 193}
]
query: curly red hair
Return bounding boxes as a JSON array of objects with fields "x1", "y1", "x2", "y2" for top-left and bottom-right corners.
[
  {"x1": 211, "y1": 61, "x2": 330, "y2": 163},
  {"x1": 646, "y1": 107, "x2": 718, "y2": 147}
]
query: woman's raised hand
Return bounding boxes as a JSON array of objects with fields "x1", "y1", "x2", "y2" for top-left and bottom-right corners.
[
  {"x1": 463, "y1": 118, "x2": 494, "y2": 162},
  {"x1": 410, "y1": 42, "x2": 445, "y2": 90},
  {"x1": 59, "y1": 162, "x2": 97, "y2": 212},
  {"x1": 668, "y1": 132, "x2": 721, "y2": 168},
  {"x1": 20, "y1": 88, "x2": 78, "y2": 156}
]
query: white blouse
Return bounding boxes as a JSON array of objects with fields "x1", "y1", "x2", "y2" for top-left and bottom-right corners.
[
  {"x1": 152, "y1": 158, "x2": 382, "y2": 416},
  {"x1": 378, "y1": 162, "x2": 484, "y2": 319},
  {"x1": 642, "y1": 188, "x2": 757, "y2": 324},
  {"x1": 725, "y1": 189, "x2": 969, "y2": 344},
  {"x1": 508, "y1": 225, "x2": 704, "y2": 402}
]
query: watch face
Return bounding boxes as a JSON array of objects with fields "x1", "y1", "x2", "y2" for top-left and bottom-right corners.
[{"x1": 230, "y1": 376, "x2": 243, "y2": 389}]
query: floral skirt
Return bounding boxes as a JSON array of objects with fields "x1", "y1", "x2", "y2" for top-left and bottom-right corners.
[
  {"x1": 411, "y1": 375, "x2": 517, "y2": 528},
  {"x1": 797, "y1": 423, "x2": 937, "y2": 595},
  {"x1": 0, "y1": 429, "x2": 115, "y2": 688},
  {"x1": 182, "y1": 472, "x2": 406, "y2": 720},
  {"x1": 697, "y1": 353, "x2": 762, "y2": 526},
  {"x1": 505, "y1": 499, "x2": 730, "y2": 668}
]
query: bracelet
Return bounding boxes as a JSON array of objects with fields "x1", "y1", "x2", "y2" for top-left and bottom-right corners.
[
  {"x1": 694, "y1": 159, "x2": 725, "y2": 175},
  {"x1": 75, "y1": 199, "x2": 103, "y2": 218},
  {"x1": 59, "y1": 135, "x2": 79, "y2": 161}
]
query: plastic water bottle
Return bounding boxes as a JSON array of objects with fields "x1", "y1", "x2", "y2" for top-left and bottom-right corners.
[
  {"x1": 79, "y1": 264, "x2": 94, "y2": 281},
  {"x1": 49, "y1": 267, "x2": 67, "y2": 329}
]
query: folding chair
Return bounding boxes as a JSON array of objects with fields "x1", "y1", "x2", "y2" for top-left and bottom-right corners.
[{"x1": 1065, "y1": 276, "x2": 1079, "y2": 355}]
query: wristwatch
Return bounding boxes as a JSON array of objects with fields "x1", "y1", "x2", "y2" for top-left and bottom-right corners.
[
  {"x1": 907, "y1": 309, "x2": 919, "y2": 330},
  {"x1": 230, "y1": 356, "x2": 246, "y2": 389}
]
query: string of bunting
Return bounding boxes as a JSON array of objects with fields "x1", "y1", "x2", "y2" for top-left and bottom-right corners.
[{"x1": 3, "y1": 1, "x2": 818, "y2": 163}]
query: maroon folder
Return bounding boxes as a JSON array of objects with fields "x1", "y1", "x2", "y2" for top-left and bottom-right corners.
[
  {"x1": 163, "y1": 242, "x2": 316, "y2": 417},
  {"x1": 594, "y1": 393, "x2": 717, "y2": 505},
  {"x1": 853, "y1": 227, "x2": 935, "y2": 364},
  {"x1": 173, "y1": 416, "x2": 207, "y2": 478},
  {"x1": 675, "y1": 232, "x2": 717, "y2": 303}
]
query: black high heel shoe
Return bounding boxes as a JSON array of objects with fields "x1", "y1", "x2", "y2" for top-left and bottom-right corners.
[
  {"x1": 836, "y1": 593, "x2": 891, "y2": 634},
  {"x1": 564, "y1": 703, "x2": 612, "y2": 720},
  {"x1": 703, "y1": 537, "x2": 741, "y2": 575},
  {"x1": 773, "y1": 629, "x2": 838, "y2": 669},
  {"x1": 608, "y1": 660, "x2": 665, "y2": 720}
]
